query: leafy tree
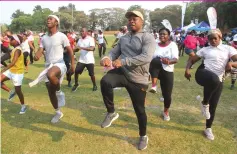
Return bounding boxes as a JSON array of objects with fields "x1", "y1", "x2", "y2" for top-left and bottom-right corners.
[
  {"x1": 10, "y1": 16, "x2": 33, "y2": 32},
  {"x1": 11, "y1": 9, "x2": 30, "y2": 19}
]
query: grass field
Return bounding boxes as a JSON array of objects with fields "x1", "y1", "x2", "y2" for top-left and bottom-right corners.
[{"x1": 1, "y1": 35, "x2": 237, "y2": 154}]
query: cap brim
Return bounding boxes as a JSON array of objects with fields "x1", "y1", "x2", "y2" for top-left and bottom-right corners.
[{"x1": 125, "y1": 12, "x2": 138, "y2": 18}]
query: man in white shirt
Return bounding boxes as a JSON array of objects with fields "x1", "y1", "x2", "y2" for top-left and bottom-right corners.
[
  {"x1": 71, "y1": 28, "x2": 97, "y2": 92},
  {"x1": 97, "y1": 30, "x2": 108, "y2": 58},
  {"x1": 34, "y1": 15, "x2": 75, "y2": 123}
]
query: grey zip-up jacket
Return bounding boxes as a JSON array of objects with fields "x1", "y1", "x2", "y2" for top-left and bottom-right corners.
[{"x1": 109, "y1": 31, "x2": 156, "y2": 85}]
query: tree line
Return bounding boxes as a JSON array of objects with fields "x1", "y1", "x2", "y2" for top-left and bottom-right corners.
[{"x1": 2, "y1": 1, "x2": 237, "y2": 33}]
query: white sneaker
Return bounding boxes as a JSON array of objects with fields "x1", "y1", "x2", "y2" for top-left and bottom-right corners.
[
  {"x1": 149, "y1": 86, "x2": 157, "y2": 93},
  {"x1": 163, "y1": 112, "x2": 170, "y2": 121},
  {"x1": 51, "y1": 112, "x2": 64, "y2": 123},
  {"x1": 56, "y1": 91, "x2": 65, "y2": 107},
  {"x1": 19, "y1": 106, "x2": 27, "y2": 114},
  {"x1": 201, "y1": 103, "x2": 210, "y2": 119},
  {"x1": 204, "y1": 128, "x2": 214, "y2": 140}
]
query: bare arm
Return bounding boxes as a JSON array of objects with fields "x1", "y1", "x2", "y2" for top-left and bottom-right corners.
[
  {"x1": 1, "y1": 49, "x2": 21, "y2": 73},
  {"x1": 28, "y1": 41, "x2": 35, "y2": 51},
  {"x1": 184, "y1": 55, "x2": 201, "y2": 81},
  {"x1": 77, "y1": 46, "x2": 95, "y2": 51},
  {"x1": 65, "y1": 46, "x2": 75, "y2": 74},
  {"x1": 34, "y1": 47, "x2": 44, "y2": 61},
  {"x1": 112, "y1": 38, "x2": 119, "y2": 47},
  {"x1": 103, "y1": 36, "x2": 108, "y2": 45},
  {"x1": 230, "y1": 54, "x2": 237, "y2": 68}
]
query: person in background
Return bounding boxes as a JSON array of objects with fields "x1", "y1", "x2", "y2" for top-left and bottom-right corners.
[
  {"x1": 71, "y1": 28, "x2": 97, "y2": 92},
  {"x1": 1, "y1": 30, "x2": 12, "y2": 67},
  {"x1": 230, "y1": 34, "x2": 237, "y2": 89},
  {"x1": 97, "y1": 30, "x2": 108, "y2": 58},
  {"x1": 21, "y1": 33, "x2": 30, "y2": 72},
  {"x1": 183, "y1": 30, "x2": 199, "y2": 68},
  {"x1": 197, "y1": 33, "x2": 208, "y2": 48},
  {"x1": 26, "y1": 30, "x2": 35, "y2": 64}
]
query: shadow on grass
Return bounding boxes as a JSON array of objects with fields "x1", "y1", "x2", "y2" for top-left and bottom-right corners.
[
  {"x1": 1, "y1": 99, "x2": 138, "y2": 147},
  {"x1": 30, "y1": 63, "x2": 45, "y2": 68},
  {"x1": 64, "y1": 94, "x2": 203, "y2": 136}
]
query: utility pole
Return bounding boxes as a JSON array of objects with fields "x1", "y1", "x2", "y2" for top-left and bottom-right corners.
[{"x1": 72, "y1": 4, "x2": 73, "y2": 30}]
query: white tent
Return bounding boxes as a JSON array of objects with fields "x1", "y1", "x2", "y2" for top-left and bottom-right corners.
[{"x1": 182, "y1": 23, "x2": 195, "y2": 31}]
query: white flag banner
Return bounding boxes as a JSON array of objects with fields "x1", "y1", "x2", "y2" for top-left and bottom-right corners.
[
  {"x1": 161, "y1": 19, "x2": 172, "y2": 32},
  {"x1": 207, "y1": 7, "x2": 217, "y2": 29},
  {"x1": 181, "y1": 2, "x2": 188, "y2": 28}
]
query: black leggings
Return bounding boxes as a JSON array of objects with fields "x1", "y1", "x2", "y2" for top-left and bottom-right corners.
[
  {"x1": 195, "y1": 64, "x2": 223, "y2": 128},
  {"x1": 29, "y1": 48, "x2": 34, "y2": 64},
  {"x1": 63, "y1": 52, "x2": 72, "y2": 83},
  {"x1": 1, "y1": 52, "x2": 11, "y2": 67},
  {"x1": 149, "y1": 57, "x2": 174, "y2": 109},
  {"x1": 23, "y1": 52, "x2": 29, "y2": 66},
  {"x1": 98, "y1": 43, "x2": 106, "y2": 58},
  {"x1": 100, "y1": 68, "x2": 148, "y2": 136}
]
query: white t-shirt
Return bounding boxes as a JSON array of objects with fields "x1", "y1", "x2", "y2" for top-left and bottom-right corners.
[
  {"x1": 153, "y1": 41, "x2": 179, "y2": 72},
  {"x1": 196, "y1": 44, "x2": 237, "y2": 82},
  {"x1": 27, "y1": 35, "x2": 34, "y2": 42},
  {"x1": 40, "y1": 32, "x2": 70, "y2": 65},
  {"x1": 77, "y1": 36, "x2": 95, "y2": 64},
  {"x1": 21, "y1": 40, "x2": 30, "y2": 53},
  {"x1": 97, "y1": 34, "x2": 104, "y2": 44}
]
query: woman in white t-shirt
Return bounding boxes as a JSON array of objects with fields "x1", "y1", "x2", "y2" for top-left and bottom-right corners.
[
  {"x1": 21, "y1": 33, "x2": 30, "y2": 72},
  {"x1": 185, "y1": 29, "x2": 237, "y2": 141},
  {"x1": 149, "y1": 27, "x2": 179, "y2": 121}
]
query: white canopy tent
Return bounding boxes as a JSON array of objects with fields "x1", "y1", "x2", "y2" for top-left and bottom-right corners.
[{"x1": 182, "y1": 23, "x2": 195, "y2": 32}]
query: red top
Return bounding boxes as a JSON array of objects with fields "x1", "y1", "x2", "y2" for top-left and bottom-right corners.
[
  {"x1": 183, "y1": 35, "x2": 198, "y2": 50},
  {"x1": 68, "y1": 36, "x2": 75, "y2": 49},
  {"x1": 197, "y1": 37, "x2": 208, "y2": 46},
  {"x1": 2, "y1": 36, "x2": 10, "y2": 48}
]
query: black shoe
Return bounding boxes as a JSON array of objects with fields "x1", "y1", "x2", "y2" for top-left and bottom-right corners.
[
  {"x1": 72, "y1": 84, "x2": 79, "y2": 92},
  {"x1": 230, "y1": 84, "x2": 234, "y2": 90},
  {"x1": 93, "y1": 85, "x2": 97, "y2": 91}
]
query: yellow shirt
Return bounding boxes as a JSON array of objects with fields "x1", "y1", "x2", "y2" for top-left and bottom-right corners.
[{"x1": 9, "y1": 46, "x2": 24, "y2": 74}]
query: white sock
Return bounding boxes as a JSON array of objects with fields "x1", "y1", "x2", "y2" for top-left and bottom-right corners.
[
  {"x1": 55, "y1": 109, "x2": 61, "y2": 114},
  {"x1": 56, "y1": 89, "x2": 62, "y2": 93},
  {"x1": 21, "y1": 104, "x2": 26, "y2": 108},
  {"x1": 141, "y1": 135, "x2": 147, "y2": 137}
]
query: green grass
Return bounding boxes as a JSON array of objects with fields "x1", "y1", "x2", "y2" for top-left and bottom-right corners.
[{"x1": 1, "y1": 35, "x2": 237, "y2": 154}]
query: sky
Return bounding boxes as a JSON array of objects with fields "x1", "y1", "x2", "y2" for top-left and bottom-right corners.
[{"x1": 0, "y1": 1, "x2": 183, "y2": 24}]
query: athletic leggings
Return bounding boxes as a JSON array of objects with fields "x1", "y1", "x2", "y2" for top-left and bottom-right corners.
[
  {"x1": 23, "y1": 52, "x2": 29, "y2": 66},
  {"x1": 63, "y1": 52, "x2": 72, "y2": 83},
  {"x1": 1, "y1": 45, "x2": 11, "y2": 67},
  {"x1": 195, "y1": 64, "x2": 223, "y2": 128},
  {"x1": 98, "y1": 43, "x2": 106, "y2": 58},
  {"x1": 149, "y1": 57, "x2": 174, "y2": 109},
  {"x1": 100, "y1": 68, "x2": 148, "y2": 136}
]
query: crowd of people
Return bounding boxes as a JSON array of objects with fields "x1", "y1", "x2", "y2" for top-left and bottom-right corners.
[{"x1": 1, "y1": 10, "x2": 237, "y2": 150}]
